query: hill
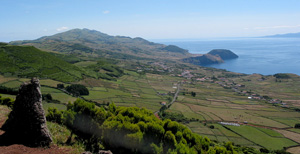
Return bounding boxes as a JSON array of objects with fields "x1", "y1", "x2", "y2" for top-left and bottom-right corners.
[
  {"x1": 10, "y1": 28, "x2": 190, "y2": 60},
  {"x1": 0, "y1": 44, "x2": 85, "y2": 82},
  {"x1": 182, "y1": 54, "x2": 224, "y2": 65},
  {"x1": 208, "y1": 49, "x2": 238, "y2": 60},
  {"x1": 263, "y1": 32, "x2": 300, "y2": 38}
]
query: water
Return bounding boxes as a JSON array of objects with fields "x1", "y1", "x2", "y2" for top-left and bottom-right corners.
[{"x1": 159, "y1": 38, "x2": 300, "y2": 75}]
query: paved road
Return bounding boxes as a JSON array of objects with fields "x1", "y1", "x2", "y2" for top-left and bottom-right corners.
[
  {"x1": 167, "y1": 82, "x2": 181, "y2": 108},
  {"x1": 154, "y1": 81, "x2": 181, "y2": 115}
]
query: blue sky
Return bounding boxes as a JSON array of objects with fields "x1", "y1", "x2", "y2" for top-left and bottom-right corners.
[{"x1": 1, "y1": 0, "x2": 300, "y2": 42}]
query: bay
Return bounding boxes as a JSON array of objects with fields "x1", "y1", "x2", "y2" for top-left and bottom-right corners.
[{"x1": 159, "y1": 38, "x2": 300, "y2": 75}]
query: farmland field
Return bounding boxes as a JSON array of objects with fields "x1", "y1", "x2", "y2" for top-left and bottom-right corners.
[{"x1": 1, "y1": 70, "x2": 300, "y2": 152}]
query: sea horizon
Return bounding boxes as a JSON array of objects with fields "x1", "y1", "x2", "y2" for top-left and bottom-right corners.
[{"x1": 158, "y1": 37, "x2": 300, "y2": 76}]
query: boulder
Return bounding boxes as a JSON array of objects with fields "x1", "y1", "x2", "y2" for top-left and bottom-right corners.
[{"x1": 1, "y1": 78, "x2": 52, "y2": 146}]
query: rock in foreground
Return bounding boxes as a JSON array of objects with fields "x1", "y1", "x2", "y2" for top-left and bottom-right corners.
[{"x1": 1, "y1": 78, "x2": 52, "y2": 146}]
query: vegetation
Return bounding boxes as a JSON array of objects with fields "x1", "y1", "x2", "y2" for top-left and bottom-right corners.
[
  {"x1": 0, "y1": 95, "x2": 14, "y2": 108},
  {"x1": 0, "y1": 44, "x2": 85, "y2": 82},
  {"x1": 65, "y1": 84, "x2": 89, "y2": 96},
  {"x1": 274, "y1": 73, "x2": 291, "y2": 79},
  {"x1": 10, "y1": 28, "x2": 190, "y2": 60},
  {"x1": 0, "y1": 85, "x2": 18, "y2": 95},
  {"x1": 1, "y1": 29, "x2": 300, "y2": 153},
  {"x1": 47, "y1": 99, "x2": 253, "y2": 154}
]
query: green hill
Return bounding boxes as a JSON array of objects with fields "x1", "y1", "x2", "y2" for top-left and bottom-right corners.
[
  {"x1": 10, "y1": 28, "x2": 190, "y2": 60},
  {"x1": 0, "y1": 44, "x2": 85, "y2": 82}
]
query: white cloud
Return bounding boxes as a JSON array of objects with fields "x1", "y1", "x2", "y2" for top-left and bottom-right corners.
[
  {"x1": 103, "y1": 10, "x2": 110, "y2": 14},
  {"x1": 56, "y1": 26, "x2": 69, "y2": 31}
]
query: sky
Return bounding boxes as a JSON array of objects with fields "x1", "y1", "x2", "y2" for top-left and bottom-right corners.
[{"x1": 1, "y1": 0, "x2": 300, "y2": 42}]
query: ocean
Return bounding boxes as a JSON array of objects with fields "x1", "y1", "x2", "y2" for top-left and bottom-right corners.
[{"x1": 159, "y1": 38, "x2": 300, "y2": 75}]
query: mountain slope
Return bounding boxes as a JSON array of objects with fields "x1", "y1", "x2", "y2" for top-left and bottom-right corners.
[
  {"x1": 0, "y1": 44, "x2": 85, "y2": 82},
  {"x1": 10, "y1": 28, "x2": 190, "y2": 59}
]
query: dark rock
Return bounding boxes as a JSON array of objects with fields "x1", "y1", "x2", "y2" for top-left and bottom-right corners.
[
  {"x1": 81, "y1": 152, "x2": 92, "y2": 154},
  {"x1": 1, "y1": 78, "x2": 52, "y2": 146}
]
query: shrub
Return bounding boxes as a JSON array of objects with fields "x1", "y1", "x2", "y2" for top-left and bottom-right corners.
[
  {"x1": 66, "y1": 84, "x2": 89, "y2": 96},
  {"x1": 0, "y1": 97, "x2": 14, "y2": 108},
  {"x1": 295, "y1": 123, "x2": 300, "y2": 128},
  {"x1": 46, "y1": 107, "x2": 63, "y2": 124},
  {"x1": 57, "y1": 84, "x2": 64, "y2": 89}
]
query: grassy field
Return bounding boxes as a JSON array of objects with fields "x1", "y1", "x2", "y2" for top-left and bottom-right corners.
[
  {"x1": 226, "y1": 125, "x2": 297, "y2": 150},
  {"x1": 1, "y1": 70, "x2": 300, "y2": 152}
]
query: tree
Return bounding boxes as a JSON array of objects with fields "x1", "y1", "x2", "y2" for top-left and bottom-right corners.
[
  {"x1": 65, "y1": 84, "x2": 89, "y2": 96},
  {"x1": 191, "y1": 91, "x2": 196, "y2": 97},
  {"x1": 57, "y1": 83, "x2": 64, "y2": 89},
  {"x1": 42, "y1": 93, "x2": 52, "y2": 101},
  {"x1": 295, "y1": 123, "x2": 300, "y2": 128},
  {"x1": 46, "y1": 107, "x2": 63, "y2": 124}
]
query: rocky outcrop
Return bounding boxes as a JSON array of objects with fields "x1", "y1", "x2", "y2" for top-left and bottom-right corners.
[
  {"x1": 182, "y1": 49, "x2": 238, "y2": 66},
  {"x1": 1, "y1": 78, "x2": 52, "y2": 146},
  {"x1": 182, "y1": 54, "x2": 224, "y2": 65},
  {"x1": 208, "y1": 49, "x2": 238, "y2": 60}
]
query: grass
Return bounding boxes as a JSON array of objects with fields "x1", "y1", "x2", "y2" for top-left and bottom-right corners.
[
  {"x1": 0, "y1": 94, "x2": 16, "y2": 99},
  {"x1": 1, "y1": 64, "x2": 300, "y2": 151},
  {"x1": 1, "y1": 80, "x2": 22, "y2": 88},
  {"x1": 0, "y1": 75, "x2": 17, "y2": 84},
  {"x1": 289, "y1": 128, "x2": 300, "y2": 134},
  {"x1": 43, "y1": 102, "x2": 67, "y2": 114},
  {"x1": 226, "y1": 125, "x2": 298, "y2": 150},
  {"x1": 50, "y1": 93, "x2": 77, "y2": 104},
  {"x1": 41, "y1": 86, "x2": 62, "y2": 93},
  {"x1": 170, "y1": 102, "x2": 205, "y2": 120},
  {"x1": 47, "y1": 122, "x2": 84, "y2": 154},
  {"x1": 0, "y1": 45, "x2": 85, "y2": 82},
  {"x1": 40, "y1": 79, "x2": 63, "y2": 87},
  {"x1": 0, "y1": 105, "x2": 11, "y2": 122},
  {"x1": 273, "y1": 118, "x2": 300, "y2": 127},
  {"x1": 74, "y1": 61, "x2": 97, "y2": 67},
  {"x1": 255, "y1": 127, "x2": 284, "y2": 137}
]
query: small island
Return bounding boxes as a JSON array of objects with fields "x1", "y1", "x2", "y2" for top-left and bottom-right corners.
[
  {"x1": 182, "y1": 49, "x2": 238, "y2": 65},
  {"x1": 208, "y1": 49, "x2": 238, "y2": 60}
]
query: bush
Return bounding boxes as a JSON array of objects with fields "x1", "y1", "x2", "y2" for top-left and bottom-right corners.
[
  {"x1": 0, "y1": 97, "x2": 14, "y2": 108},
  {"x1": 295, "y1": 123, "x2": 300, "y2": 128},
  {"x1": 274, "y1": 73, "x2": 290, "y2": 79},
  {"x1": 0, "y1": 85, "x2": 18, "y2": 95},
  {"x1": 46, "y1": 107, "x2": 63, "y2": 124},
  {"x1": 57, "y1": 84, "x2": 64, "y2": 89},
  {"x1": 42, "y1": 93, "x2": 53, "y2": 101},
  {"x1": 209, "y1": 125, "x2": 215, "y2": 129},
  {"x1": 66, "y1": 84, "x2": 89, "y2": 96}
]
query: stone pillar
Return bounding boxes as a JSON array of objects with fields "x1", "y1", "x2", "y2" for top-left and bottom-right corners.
[{"x1": 1, "y1": 78, "x2": 52, "y2": 146}]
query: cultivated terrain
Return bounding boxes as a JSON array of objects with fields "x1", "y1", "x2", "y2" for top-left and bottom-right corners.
[{"x1": 1, "y1": 29, "x2": 300, "y2": 154}]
